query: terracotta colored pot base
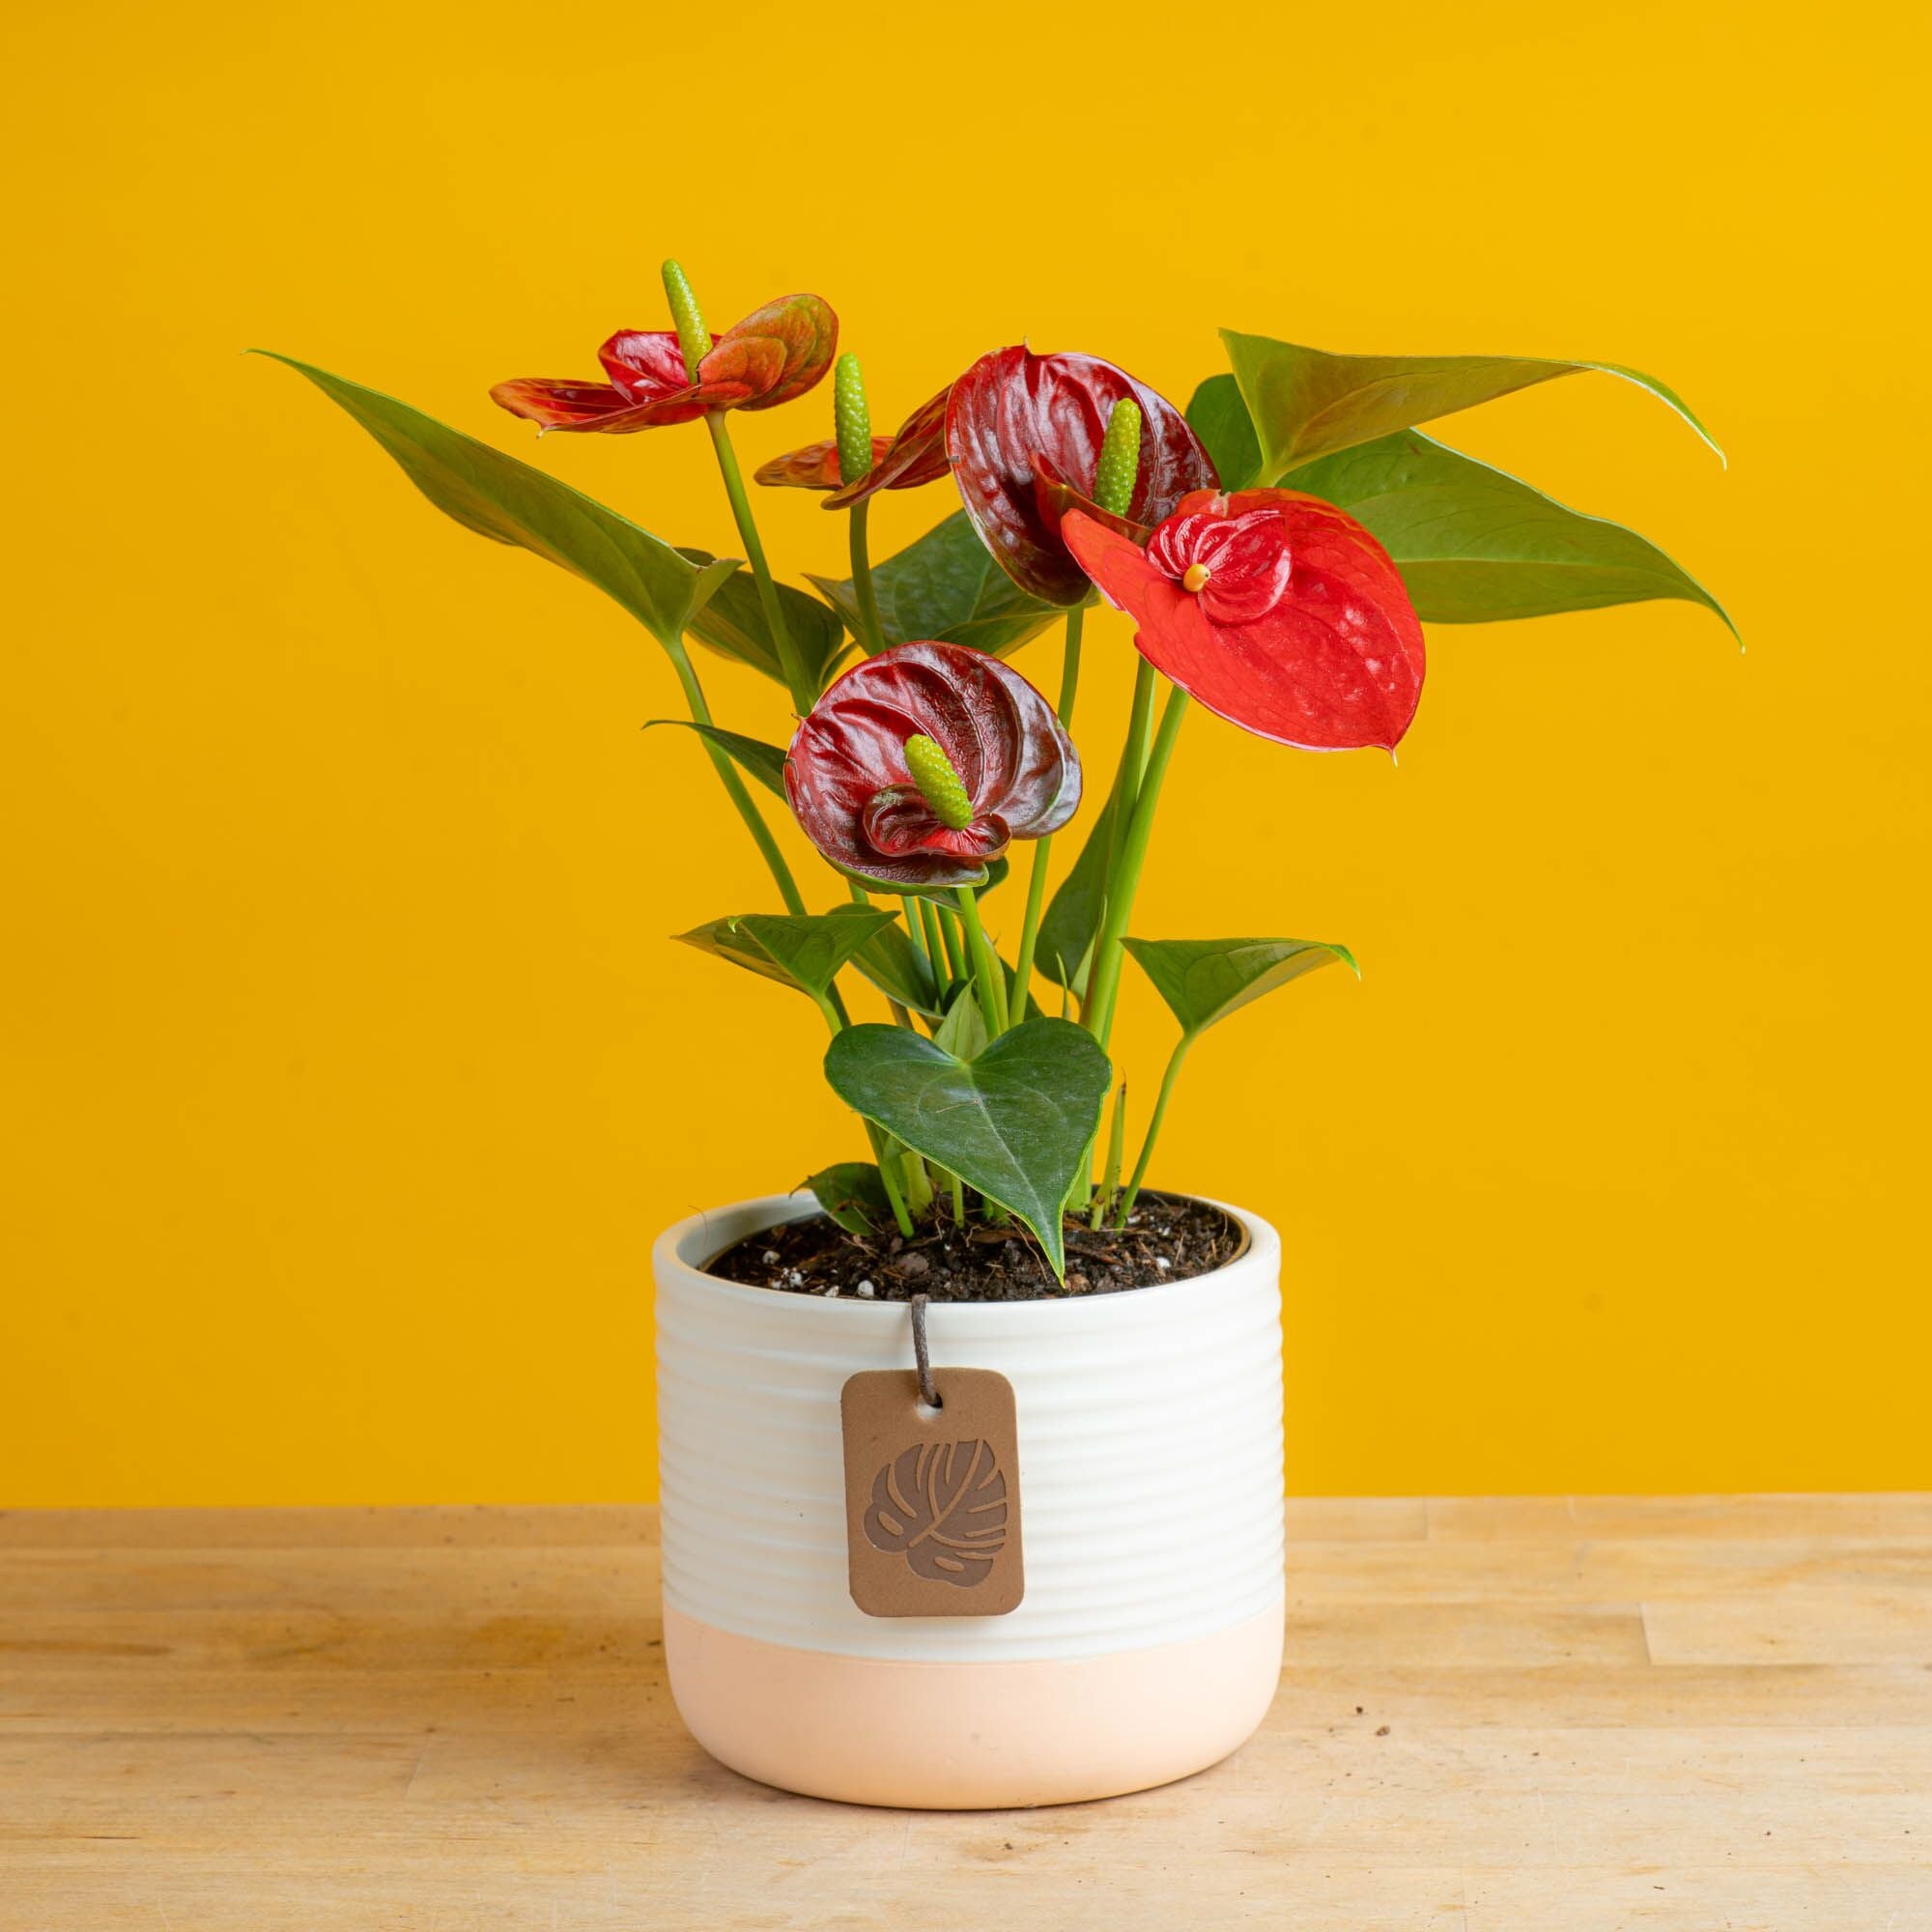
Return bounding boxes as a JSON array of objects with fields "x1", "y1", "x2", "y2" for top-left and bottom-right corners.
[{"x1": 665, "y1": 1599, "x2": 1285, "y2": 1810}]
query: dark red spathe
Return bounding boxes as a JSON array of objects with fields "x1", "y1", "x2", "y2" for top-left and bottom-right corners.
[
  {"x1": 785, "y1": 642, "x2": 1080, "y2": 888},
  {"x1": 945, "y1": 348, "x2": 1219, "y2": 607}
]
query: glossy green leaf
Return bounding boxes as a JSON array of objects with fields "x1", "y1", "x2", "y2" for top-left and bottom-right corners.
[
  {"x1": 1122, "y1": 937, "x2": 1358, "y2": 1039},
  {"x1": 1220, "y1": 330, "x2": 1722, "y2": 480},
  {"x1": 809, "y1": 510, "x2": 1062, "y2": 658},
  {"x1": 1185, "y1": 374, "x2": 1264, "y2": 493},
  {"x1": 643, "y1": 720, "x2": 787, "y2": 797},
  {"x1": 1035, "y1": 793, "x2": 1119, "y2": 995},
  {"x1": 677, "y1": 547, "x2": 852, "y2": 695},
  {"x1": 1280, "y1": 431, "x2": 1735, "y2": 633},
  {"x1": 931, "y1": 985, "x2": 990, "y2": 1062},
  {"x1": 847, "y1": 917, "x2": 943, "y2": 1018},
  {"x1": 677, "y1": 904, "x2": 895, "y2": 1001},
  {"x1": 806, "y1": 1162, "x2": 893, "y2": 1236},
  {"x1": 823, "y1": 1018, "x2": 1110, "y2": 1278},
  {"x1": 256, "y1": 354, "x2": 738, "y2": 652}
]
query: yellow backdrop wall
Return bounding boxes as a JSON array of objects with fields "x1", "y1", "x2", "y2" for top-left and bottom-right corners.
[{"x1": 3, "y1": 0, "x2": 1925, "y2": 1503}]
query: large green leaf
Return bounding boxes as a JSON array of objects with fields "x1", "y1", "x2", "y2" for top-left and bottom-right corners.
[
  {"x1": 1035, "y1": 791, "x2": 1119, "y2": 995},
  {"x1": 643, "y1": 720, "x2": 788, "y2": 797},
  {"x1": 1282, "y1": 431, "x2": 1736, "y2": 633},
  {"x1": 806, "y1": 1162, "x2": 894, "y2": 1236},
  {"x1": 823, "y1": 1018, "x2": 1110, "y2": 1278},
  {"x1": 677, "y1": 904, "x2": 895, "y2": 1001},
  {"x1": 847, "y1": 917, "x2": 944, "y2": 1018},
  {"x1": 1186, "y1": 374, "x2": 1264, "y2": 493},
  {"x1": 809, "y1": 510, "x2": 1062, "y2": 658},
  {"x1": 1219, "y1": 330, "x2": 1722, "y2": 480},
  {"x1": 257, "y1": 354, "x2": 738, "y2": 652},
  {"x1": 677, "y1": 547, "x2": 852, "y2": 695},
  {"x1": 1122, "y1": 937, "x2": 1358, "y2": 1039}
]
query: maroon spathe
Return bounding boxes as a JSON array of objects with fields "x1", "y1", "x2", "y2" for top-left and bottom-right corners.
[
  {"x1": 945, "y1": 348, "x2": 1219, "y2": 607},
  {"x1": 785, "y1": 642, "x2": 1080, "y2": 889}
]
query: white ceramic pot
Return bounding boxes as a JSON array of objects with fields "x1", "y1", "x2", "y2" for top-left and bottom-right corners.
[{"x1": 652, "y1": 1192, "x2": 1285, "y2": 1809}]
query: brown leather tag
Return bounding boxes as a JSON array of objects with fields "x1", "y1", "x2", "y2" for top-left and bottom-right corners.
[{"x1": 839, "y1": 1368, "x2": 1024, "y2": 1618}]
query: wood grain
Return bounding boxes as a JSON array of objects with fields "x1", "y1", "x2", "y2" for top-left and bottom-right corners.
[{"x1": 1, "y1": 1495, "x2": 1927, "y2": 1930}]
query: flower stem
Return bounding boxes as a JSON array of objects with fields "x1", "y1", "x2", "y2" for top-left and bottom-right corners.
[
  {"x1": 934, "y1": 902, "x2": 966, "y2": 984},
  {"x1": 952, "y1": 885, "x2": 1009, "y2": 1037},
  {"x1": 1084, "y1": 687, "x2": 1191, "y2": 1053},
  {"x1": 703, "y1": 412, "x2": 813, "y2": 716},
  {"x1": 1009, "y1": 604, "x2": 1085, "y2": 1008},
  {"x1": 1115, "y1": 1033, "x2": 1190, "y2": 1227},
  {"x1": 900, "y1": 895, "x2": 932, "y2": 984},
  {"x1": 1091, "y1": 1080, "x2": 1128, "y2": 1229},
  {"x1": 872, "y1": 1137, "x2": 918, "y2": 1238},
  {"x1": 665, "y1": 638, "x2": 806, "y2": 915},
  {"x1": 847, "y1": 498, "x2": 887, "y2": 656}
]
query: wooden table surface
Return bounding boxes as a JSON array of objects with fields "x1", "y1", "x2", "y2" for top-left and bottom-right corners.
[{"x1": 2, "y1": 1496, "x2": 1928, "y2": 1930}]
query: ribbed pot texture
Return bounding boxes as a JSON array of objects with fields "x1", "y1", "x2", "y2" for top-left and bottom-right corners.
[{"x1": 653, "y1": 1192, "x2": 1286, "y2": 1807}]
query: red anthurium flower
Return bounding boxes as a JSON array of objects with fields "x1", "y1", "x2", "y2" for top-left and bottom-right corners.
[
  {"x1": 753, "y1": 437, "x2": 894, "y2": 489},
  {"x1": 945, "y1": 347, "x2": 1219, "y2": 607},
  {"x1": 491, "y1": 294, "x2": 838, "y2": 435},
  {"x1": 1062, "y1": 490, "x2": 1427, "y2": 753},
  {"x1": 758, "y1": 384, "x2": 954, "y2": 505},
  {"x1": 785, "y1": 641, "x2": 1080, "y2": 888}
]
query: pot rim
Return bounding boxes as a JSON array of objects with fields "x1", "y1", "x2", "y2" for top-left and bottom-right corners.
[{"x1": 655, "y1": 1189, "x2": 1277, "y2": 1321}]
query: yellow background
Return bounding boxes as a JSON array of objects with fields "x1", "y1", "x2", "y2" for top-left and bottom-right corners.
[{"x1": 3, "y1": 0, "x2": 1925, "y2": 1504}]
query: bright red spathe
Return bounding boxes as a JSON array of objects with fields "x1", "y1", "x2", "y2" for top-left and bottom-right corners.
[{"x1": 1062, "y1": 491, "x2": 1426, "y2": 753}]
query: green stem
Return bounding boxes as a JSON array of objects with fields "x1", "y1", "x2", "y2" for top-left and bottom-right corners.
[
  {"x1": 900, "y1": 895, "x2": 933, "y2": 993},
  {"x1": 1092, "y1": 1080, "x2": 1128, "y2": 1229},
  {"x1": 953, "y1": 886, "x2": 1009, "y2": 1036},
  {"x1": 873, "y1": 1138, "x2": 918, "y2": 1239},
  {"x1": 1103, "y1": 662, "x2": 1159, "y2": 889},
  {"x1": 703, "y1": 412, "x2": 812, "y2": 716},
  {"x1": 950, "y1": 1172, "x2": 967, "y2": 1225},
  {"x1": 665, "y1": 639, "x2": 805, "y2": 915},
  {"x1": 1085, "y1": 688, "x2": 1191, "y2": 1054},
  {"x1": 1010, "y1": 605, "x2": 1085, "y2": 1007},
  {"x1": 1117, "y1": 1035, "x2": 1190, "y2": 1226},
  {"x1": 935, "y1": 902, "x2": 967, "y2": 984},
  {"x1": 848, "y1": 499, "x2": 887, "y2": 656}
]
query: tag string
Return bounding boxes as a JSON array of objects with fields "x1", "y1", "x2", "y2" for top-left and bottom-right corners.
[{"x1": 910, "y1": 1293, "x2": 941, "y2": 1409}]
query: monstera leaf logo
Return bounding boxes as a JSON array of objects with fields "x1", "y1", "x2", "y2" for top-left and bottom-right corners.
[{"x1": 862, "y1": 1438, "x2": 1009, "y2": 1587}]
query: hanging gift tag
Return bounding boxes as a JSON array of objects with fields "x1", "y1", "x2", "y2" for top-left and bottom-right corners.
[{"x1": 840, "y1": 1346, "x2": 1024, "y2": 1619}]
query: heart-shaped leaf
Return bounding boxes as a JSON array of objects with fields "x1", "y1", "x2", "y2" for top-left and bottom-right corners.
[
  {"x1": 1280, "y1": 431, "x2": 1735, "y2": 633},
  {"x1": 823, "y1": 1018, "x2": 1111, "y2": 1278},
  {"x1": 677, "y1": 548, "x2": 852, "y2": 694},
  {"x1": 809, "y1": 510, "x2": 1061, "y2": 658},
  {"x1": 677, "y1": 904, "x2": 896, "y2": 1001},
  {"x1": 644, "y1": 720, "x2": 787, "y2": 796},
  {"x1": 1219, "y1": 330, "x2": 1722, "y2": 480},
  {"x1": 1122, "y1": 937, "x2": 1357, "y2": 1040},
  {"x1": 256, "y1": 354, "x2": 737, "y2": 652},
  {"x1": 1185, "y1": 374, "x2": 1264, "y2": 493},
  {"x1": 806, "y1": 1162, "x2": 893, "y2": 1236}
]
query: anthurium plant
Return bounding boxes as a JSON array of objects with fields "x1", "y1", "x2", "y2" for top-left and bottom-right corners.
[{"x1": 260, "y1": 263, "x2": 1729, "y2": 1283}]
